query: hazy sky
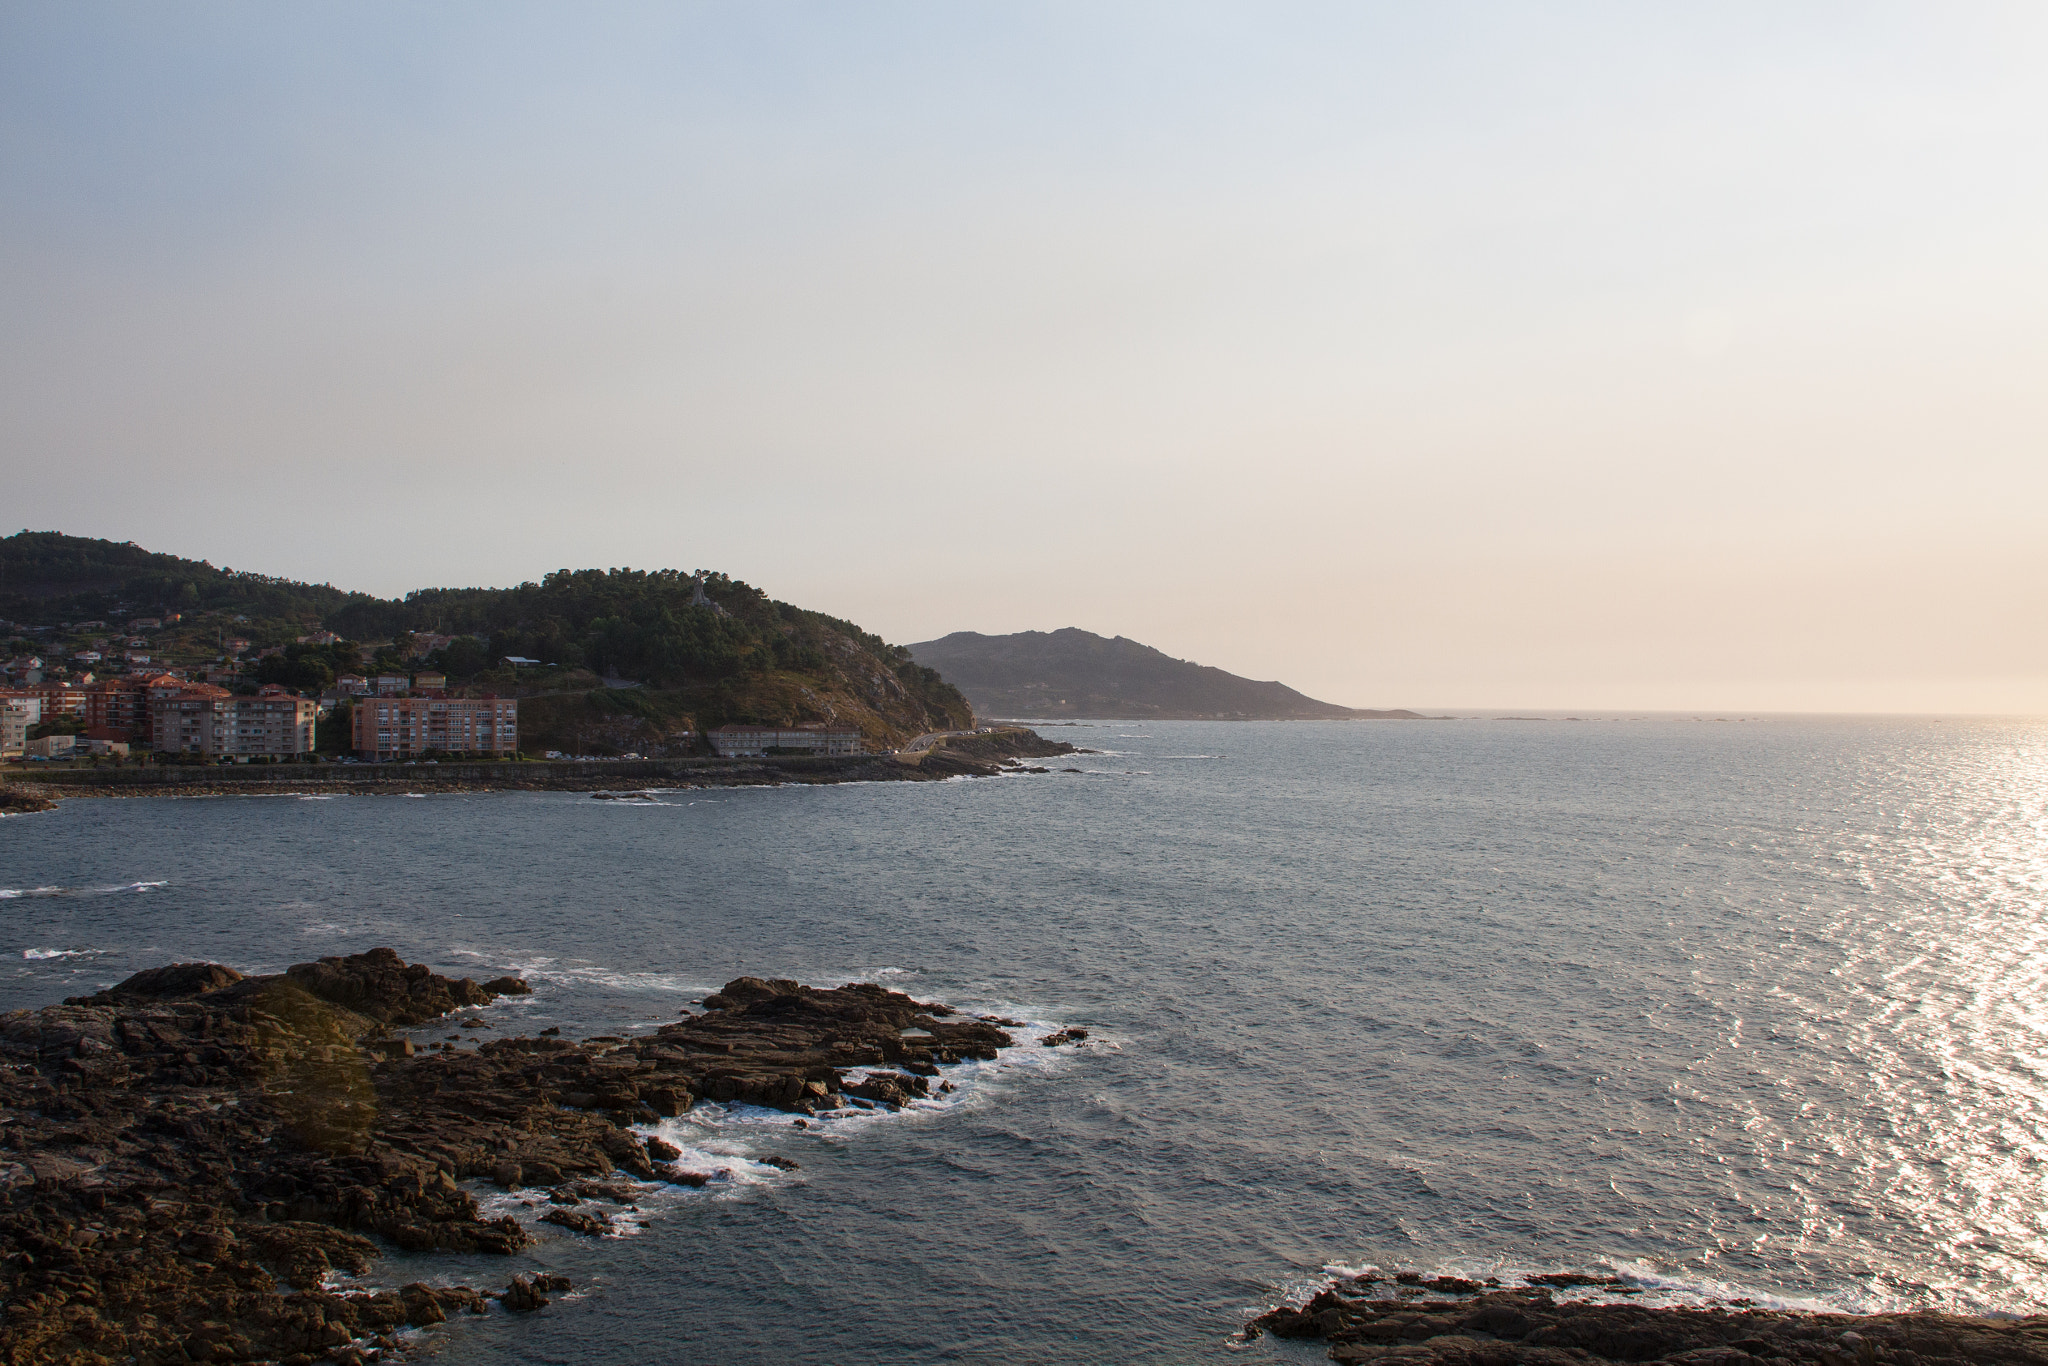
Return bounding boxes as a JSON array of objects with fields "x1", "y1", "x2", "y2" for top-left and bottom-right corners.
[{"x1": 4, "y1": 3, "x2": 2044, "y2": 712}]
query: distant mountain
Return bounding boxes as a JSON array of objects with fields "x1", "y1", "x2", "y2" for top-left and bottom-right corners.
[{"x1": 906, "y1": 628, "x2": 1421, "y2": 721}]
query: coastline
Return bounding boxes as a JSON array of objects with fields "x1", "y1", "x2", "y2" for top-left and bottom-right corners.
[
  {"x1": 0, "y1": 950, "x2": 1047, "y2": 1364},
  {"x1": 1248, "y1": 1273, "x2": 2048, "y2": 1365},
  {"x1": 0, "y1": 727, "x2": 1076, "y2": 803}
]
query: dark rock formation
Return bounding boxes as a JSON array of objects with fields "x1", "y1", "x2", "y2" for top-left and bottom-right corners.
[
  {"x1": 0, "y1": 785, "x2": 57, "y2": 814},
  {"x1": 0, "y1": 951, "x2": 1010, "y2": 1364},
  {"x1": 1247, "y1": 1274, "x2": 2048, "y2": 1365},
  {"x1": 281, "y1": 946, "x2": 506, "y2": 1026}
]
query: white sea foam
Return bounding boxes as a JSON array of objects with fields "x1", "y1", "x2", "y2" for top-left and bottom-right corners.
[
  {"x1": 444, "y1": 949, "x2": 712, "y2": 998},
  {"x1": 1296, "y1": 1257, "x2": 1894, "y2": 1316},
  {"x1": 22, "y1": 947, "x2": 103, "y2": 960},
  {"x1": 469, "y1": 996, "x2": 1094, "y2": 1242},
  {"x1": 1, "y1": 881, "x2": 164, "y2": 900}
]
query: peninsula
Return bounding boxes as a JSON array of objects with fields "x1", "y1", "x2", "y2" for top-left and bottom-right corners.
[
  {"x1": 1, "y1": 531, "x2": 973, "y2": 759},
  {"x1": 906, "y1": 626, "x2": 1422, "y2": 721}
]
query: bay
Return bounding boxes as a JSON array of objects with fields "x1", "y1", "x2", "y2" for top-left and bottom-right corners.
[{"x1": 3, "y1": 716, "x2": 2045, "y2": 1362}]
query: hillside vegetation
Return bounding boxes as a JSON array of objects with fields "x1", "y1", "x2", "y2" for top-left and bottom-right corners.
[
  {"x1": 1, "y1": 532, "x2": 971, "y2": 750},
  {"x1": 907, "y1": 627, "x2": 1420, "y2": 721}
]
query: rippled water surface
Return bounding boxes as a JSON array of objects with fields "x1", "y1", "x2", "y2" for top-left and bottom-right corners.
[{"x1": 4, "y1": 717, "x2": 2046, "y2": 1362}]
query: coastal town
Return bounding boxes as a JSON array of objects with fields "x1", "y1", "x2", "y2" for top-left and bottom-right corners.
[{"x1": 0, "y1": 612, "x2": 867, "y2": 765}]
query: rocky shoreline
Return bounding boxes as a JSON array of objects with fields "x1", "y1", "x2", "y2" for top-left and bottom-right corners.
[
  {"x1": 0, "y1": 727, "x2": 1077, "y2": 804},
  {"x1": 1248, "y1": 1272, "x2": 2048, "y2": 1366},
  {"x1": 0, "y1": 950, "x2": 1029, "y2": 1364}
]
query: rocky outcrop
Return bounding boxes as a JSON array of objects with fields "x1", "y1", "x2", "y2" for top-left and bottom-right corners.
[
  {"x1": 0, "y1": 952, "x2": 1011, "y2": 1364},
  {"x1": 282, "y1": 946, "x2": 505, "y2": 1026},
  {"x1": 1247, "y1": 1274, "x2": 2048, "y2": 1366},
  {"x1": 0, "y1": 784, "x2": 57, "y2": 814}
]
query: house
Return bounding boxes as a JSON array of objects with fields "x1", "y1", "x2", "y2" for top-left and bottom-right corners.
[
  {"x1": 24, "y1": 734, "x2": 76, "y2": 759},
  {"x1": 296, "y1": 630, "x2": 342, "y2": 646},
  {"x1": 374, "y1": 674, "x2": 407, "y2": 696},
  {"x1": 501, "y1": 656, "x2": 541, "y2": 667},
  {"x1": 129, "y1": 618, "x2": 161, "y2": 631},
  {"x1": 709, "y1": 724, "x2": 862, "y2": 758},
  {"x1": 334, "y1": 674, "x2": 371, "y2": 697},
  {"x1": 351, "y1": 696, "x2": 518, "y2": 760},
  {"x1": 408, "y1": 633, "x2": 455, "y2": 659},
  {"x1": 411, "y1": 673, "x2": 448, "y2": 693},
  {"x1": 225, "y1": 638, "x2": 251, "y2": 655}
]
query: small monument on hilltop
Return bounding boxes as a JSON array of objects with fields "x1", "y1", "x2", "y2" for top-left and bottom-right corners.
[{"x1": 689, "y1": 573, "x2": 729, "y2": 616}]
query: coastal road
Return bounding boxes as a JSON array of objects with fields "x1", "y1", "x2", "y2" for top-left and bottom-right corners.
[{"x1": 898, "y1": 728, "x2": 983, "y2": 754}]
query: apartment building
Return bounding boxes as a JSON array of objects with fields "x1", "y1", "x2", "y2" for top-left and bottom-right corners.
[
  {"x1": 19, "y1": 682, "x2": 87, "y2": 722},
  {"x1": 709, "y1": 724, "x2": 863, "y2": 757},
  {"x1": 350, "y1": 696, "x2": 518, "y2": 760},
  {"x1": 82, "y1": 678, "x2": 151, "y2": 741},
  {"x1": 151, "y1": 685, "x2": 316, "y2": 758},
  {"x1": 0, "y1": 697, "x2": 40, "y2": 758}
]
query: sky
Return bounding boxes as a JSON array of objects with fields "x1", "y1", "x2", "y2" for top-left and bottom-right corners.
[{"x1": 3, "y1": 3, "x2": 2045, "y2": 713}]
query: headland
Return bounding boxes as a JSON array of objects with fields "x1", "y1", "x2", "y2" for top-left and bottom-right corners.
[{"x1": 0, "y1": 727, "x2": 1076, "y2": 803}]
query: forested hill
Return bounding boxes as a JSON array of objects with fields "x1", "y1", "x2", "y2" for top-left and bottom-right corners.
[
  {"x1": 907, "y1": 628, "x2": 1421, "y2": 721},
  {"x1": 0, "y1": 531, "x2": 971, "y2": 749}
]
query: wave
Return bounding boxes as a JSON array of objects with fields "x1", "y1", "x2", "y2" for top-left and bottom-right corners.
[
  {"x1": 1, "y1": 881, "x2": 165, "y2": 900},
  {"x1": 21, "y1": 947, "x2": 107, "y2": 961}
]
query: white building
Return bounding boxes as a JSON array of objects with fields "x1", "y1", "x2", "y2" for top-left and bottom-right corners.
[
  {"x1": 0, "y1": 698, "x2": 41, "y2": 757},
  {"x1": 709, "y1": 724, "x2": 863, "y2": 757}
]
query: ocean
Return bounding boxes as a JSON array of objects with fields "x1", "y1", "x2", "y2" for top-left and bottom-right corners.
[{"x1": 3, "y1": 716, "x2": 2044, "y2": 1362}]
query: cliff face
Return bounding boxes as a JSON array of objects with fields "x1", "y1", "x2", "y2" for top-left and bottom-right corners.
[{"x1": 907, "y1": 628, "x2": 1418, "y2": 721}]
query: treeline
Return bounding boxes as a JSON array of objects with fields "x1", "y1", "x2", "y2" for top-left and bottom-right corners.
[
  {"x1": 2, "y1": 534, "x2": 967, "y2": 723},
  {"x1": 0, "y1": 531, "x2": 370, "y2": 623}
]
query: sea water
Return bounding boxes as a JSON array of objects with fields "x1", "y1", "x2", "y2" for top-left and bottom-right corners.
[{"x1": 2, "y1": 716, "x2": 2045, "y2": 1362}]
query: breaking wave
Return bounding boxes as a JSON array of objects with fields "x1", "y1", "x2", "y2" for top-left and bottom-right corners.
[{"x1": 1, "y1": 881, "x2": 165, "y2": 900}]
